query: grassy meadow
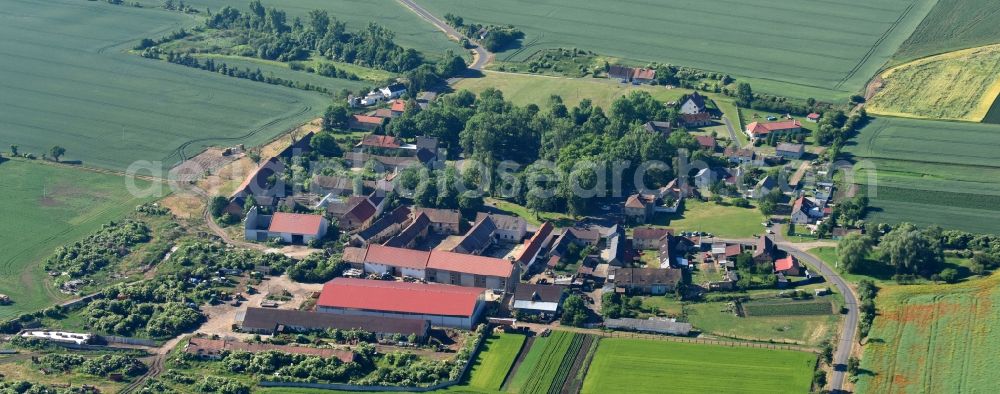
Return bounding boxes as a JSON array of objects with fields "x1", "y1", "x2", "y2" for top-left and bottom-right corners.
[
  {"x1": 467, "y1": 334, "x2": 525, "y2": 391},
  {"x1": 0, "y1": 160, "x2": 153, "y2": 319},
  {"x1": 891, "y1": 0, "x2": 1000, "y2": 62},
  {"x1": 845, "y1": 117, "x2": 1000, "y2": 233},
  {"x1": 454, "y1": 71, "x2": 690, "y2": 109},
  {"x1": 868, "y1": 44, "x2": 1000, "y2": 121},
  {"x1": 684, "y1": 301, "x2": 838, "y2": 346},
  {"x1": 581, "y1": 339, "x2": 816, "y2": 394},
  {"x1": 653, "y1": 200, "x2": 765, "y2": 239},
  {"x1": 190, "y1": 54, "x2": 376, "y2": 93},
  {"x1": 0, "y1": 0, "x2": 329, "y2": 171},
  {"x1": 423, "y1": 0, "x2": 939, "y2": 101},
  {"x1": 856, "y1": 272, "x2": 1000, "y2": 393}
]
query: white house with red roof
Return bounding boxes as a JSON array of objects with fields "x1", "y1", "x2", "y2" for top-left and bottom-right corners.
[
  {"x1": 244, "y1": 207, "x2": 328, "y2": 244},
  {"x1": 349, "y1": 244, "x2": 519, "y2": 292},
  {"x1": 316, "y1": 278, "x2": 487, "y2": 329},
  {"x1": 745, "y1": 119, "x2": 802, "y2": 140}
]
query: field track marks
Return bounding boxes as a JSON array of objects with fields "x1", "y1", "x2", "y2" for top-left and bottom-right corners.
[
  {"x1": 162, "y1": 105, "x2": 312, "y2": 165},
  {"x1": 920, "y1": 295, "x2": 944, "y2": 392},
  {"x1": 957, "y1": 296, "x2": 978, "y2": 393},
  {"x1": 499, "y1": 335, "x2": 532, "y2": 391},
  {"x1": 835, "y1": 4, "x2": 914, "y2": 89}
]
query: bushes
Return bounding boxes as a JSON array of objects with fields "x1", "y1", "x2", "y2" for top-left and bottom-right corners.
[
  {"x1": 44, "y1": 219, "x2": 150, "y2": 278},
  {"x1": 286, "y1": 252, "x2": 347, "y2": 283},
  {"x1": 37, "y1": 354, "x2": 147, "y2": 377}
]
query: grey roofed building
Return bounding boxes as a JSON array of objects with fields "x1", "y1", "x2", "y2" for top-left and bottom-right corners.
[
  {"x1": 384, "y1": 212, "x2": 431, "y2": 248},
  {"x1": 236, "y1": 307, "x2": 430, "y2": 340},
  {"x1": 353, "y1": 205, "x2": 411, "y2": 246},
  {"x1": 604, "y1": 317, "x2": 692, "y2": 336},
  {"x1": 451, "y1": 216, "x2": 497, "y2": 255},
  {"x1": 643, "y1": 121, "x2": 673, "y2": 136},
  {"x1": 511, "y1": 284, "x2": 567, "y2": 315},
  {"x1": 475, "y1": 212, "x2": 527, "y2": 242}
]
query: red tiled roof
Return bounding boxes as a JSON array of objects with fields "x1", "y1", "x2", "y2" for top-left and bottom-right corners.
[
  {"x1": 745, "y1": 120, "x2": 802, "y2": 136},
  {"x1": 632, "y1": 68, "x2": 656, "y2": 80},
  {"x1": 317, "y1": 278, "x2": 485, "y2": 317},
  {"x1": 345, "y1": 199, "x2": 377, "y2": 222},
  {"x1": 353, "y1": 115, "x2": 386, "y2": 126},
  {"x1": 427, "y1": 250, "x2": 514, "y2": 278},
  {"x1": 633, "y1": 227, "x2": 672, "y2": 241},
  {"x1": 695, "y1": 135, "x2": 716, "y2": 148},
  {"x1": 364, "y1": 244, "x2": 430, "y2": 270},
  {"x1": 724, "y1": 244, "x2": 742, "y2": 257},
  {"x1": 807, "y1": 113, "x2": 821, "y2": 120},
  {"x1": 517, "y1": 222, "x2": 554, "y2": 264},
  {"x1": 681, "y1": 112, "x2": 712, "y2": 124},
  {"x1": 268, "y1": 212, "x2": 325, "y2": 235},
  {"x1": 370, "y1": 108, "x2": 394, "y2": 118},
  {"x1": 391, "y1": 99, "x2": 406, "y2": 112},
  {"x1": 774, "y1": 255, "x2": 798, "y2": 272},
  {"x1": 625, "y1": 194, "x2": 647, "y2": 209},
  {"x1": 359, "y1": 134, "x2": 400, "y2": 148}
]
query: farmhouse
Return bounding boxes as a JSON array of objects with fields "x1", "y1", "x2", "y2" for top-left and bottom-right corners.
[
  {"x1": 510, "y1": 284, "x2": 567, "y2": 321},
  {"x1": 185, "y1": 337, "x2": 355, "y2": 362},
  {"x1": 773, "y1": 255, "x2": 802, "y2": 276},
  {"x1": 380, "y1": 83, "x2": 407, "y2": 99},
  {"x1": 476, "y1": 212, "x2": 527, "y2": 242},
  {"x1": 353, "y1": 244, "x2": 518, "y2": 291},
  {"x1": 632, "y1": 227, "x2": 672, "y2": 250},
  {"x1": 614, "y1": 267, "x2": 682, "y2": 295},
  {"x1": 356, "y1": 134, "x2": 402, "y2": 152},
  {"x1": 515, "y1": 222, "x2": 555, "y2": 268},
  {"x1": 753, "y1": 236, "x2": 775, "y2": 264},
  {"x1": 679, "y1": 92, "x2": 707, "y2": 115},
  {"x1": 752, "y1": 175, "x2": 779, "y2": 199},
  {"x1": 624, "y1": 193, "x2": 658, "y2": 223},
  {"x1": 451, "y1": 216, "x2": 497, "y2": 255},
  {"x1": 745, "y1": 119, "x2": 802, "y2": 140},
  {"x1": 681, "y1": 112, "x2": 713, "y2": 128},
  {"x1": 316, "y1": 278, "x2": 488, "y2": 329},
  {"x1": 607, "y1": 65, "x2": 634, "y2": 81},
  {"x1": 413, "y1": 208, "x2": 462, "y2": 234},
  {"x1": 349, "y1": 115, "x2": 386, "y2": 131},
  {"x1": 776, "y1": 142, "x2": 805, "y2": 159},
  {"x1": 695, "y1": 135, "x2": 717, "y2": 151},
  {"x1": 791, "y1": 195, "x2": 823, "y2": 224},
  {"x1": 244, "y1": 208, "x2": 328, "y2": 244},
  {"x1": 806, "y1": 112, "x2": 821, "y2": 122},
  {"x1": 390, "y1": 99, "x2": 407, "y2": 116},
  {"x1": 631, "y1": 68, "x2": 656, "y2": 84},
  {"x1": 326, "y1": 196, "x2": 379, "y2": 231},
  {"x1": 643, "y1": 121, "x2": 673, "y2": 136},
  {"x1": 384, "y1": 212, "x2": 431, "y2": 248},
  {"x1": 361, "y1": 244, "x2": 430, "y2": 279},
  {"x1": 351, "y1": 205, "x2": 411, "y2": 246},
  {"x1": 235, "y1": 307, "x2": 430, "y2": 342}
]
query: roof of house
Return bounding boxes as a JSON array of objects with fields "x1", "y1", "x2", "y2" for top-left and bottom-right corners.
[
  {"x1": 757, "y1": 175, "x2": 778, "y2": 190},
  {"x1": 517, "y1": 222, "x2": 554, "y2": 264},
  {"x1": 608, "y1": 65, "x2": 634, "y2": 79},
  {"x1": 724, "y1": 244, "x2": 742, "y2": 257},
  {"x1": 475, "y1": 213, "x2": 525, "y2": 233},
  {"x1": 357, "y1": 206, "x2": 411, "y2": 241},
  {"x1": 358, "y1": 134, "x2": 401, "y2": 149},
  {"x1": 384, "y1": 83, "x2": 406, "y2": 93},
  {"x1": 186, "y1": 337, "x2": 354, "y2": 363},
  {"x1": 268, "y1": 212, "x2": 325, "y2": 236},
  {"x1": 754, "y1": 236, "x2": 774, "y2": 259},
  {"x1": 792, "y1": 195, "x2": 816, "y2": 214},
  {"x1": 633, "y1": 227, "x2": 672, "y2": 241},
  {"x1": 344, "y1": 198, "x2": 377, "y2": 223},
  {"x1": 774, "y1": 255, "x2": 798, "y2": 272},
  {"x1": 615, "y1": 268, "x2": 682, "y2": 287},
  {"x1": 625, "y1": 194, "x2": 649, "y2": 209},
  {"x1": 352, "y1": 115, "x2": 386, "y2": 126},
  {"x1": 632, "y1": 68, "x2": 656, "y2": 80},
  {"x1": 512, "y1": 284, "x2": 566, "y2": 312},
  {"x1": 807, "y1": 112, "x2": 821, "y2": 120},
  {"x1": 385, "y1": 212, "x2": 430, "y2": 248},
  {"x1": 725, "y1": 146, "x2": 756, "y2": 159},
  {"x1": 567, "y1": 227, "x2": 601, "y2": 242},
  {"x1": 239, "y1": 307, "x2": 428, "y2": 337},
  {"x1": 426, "y1": 250, "x2": 515, "y2": 278},
  {"x1": 745, "y1": 120, "x2": 802, "y2": 136},
  {"x1": 343, "y1": 246, "x2": 368, "y2": 264},
  {"x1": 776, "y1": 142, "x2": 805, "y2": 153},
  {"x1": 364, "y1": 244, "x2": 430, "y2": 270},
  {"x1": 684, "y1": 92, "x2": 706, "y2": 110},
  {"x1": 695, "y1": 135, "x2": 716, "y2": 149},
  {"x1": 390, "y1": 99, "x2": 407, "y2": 112},
  {"x1": 413, "y1": 208, "x2": 461, "y2": 225},
  {"x1": 317, "y1": 278, "x2": 485, "y2": 317},
  {"x1": 452, "y1": 217, "x2": 497, "y2": 254},
  {"x1": 643, "y1": 121, "x2": 672, "y2": 134},
  {"x1": 681, "y1": 112, "x2": 712, "y2": 124},
  {"x1": 231, "y1": 157, "x2": 284, "y2": 198}
]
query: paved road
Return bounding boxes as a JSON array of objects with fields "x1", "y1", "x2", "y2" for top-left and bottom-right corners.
[
  {"x1": 773, "y1": 231, "x2": 857, "y2": 392},
  {"x1": 395, "y1": 0, "x2": 492, "y2": 75},
  {"x1": 722, "y1": 115, "x2": 742, "y2": 148}
]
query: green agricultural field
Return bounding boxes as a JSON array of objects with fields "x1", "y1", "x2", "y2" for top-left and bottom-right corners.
[
  {"x1": 422, "y1": 0, "x2": 939, "y2": 101},
  {"x1": 844, "y1": 118, "x2": 1000, "y2": 233},
  {"x1": 653, "y1": 200, "x2": 765, "y2": 239},
  {"x1": 684, "y1": 301, "x2": 838, "y2": 346},
  {"x1": 467, "y1": 334, "x2": 526, "y2": 391},
  {"x1": 132, "y1": 0, "x2": 461, "y2": 58},
  {"x1": 0, "y1": 0, "x2": 329, "y2": 171},
  {"x1": 506, "y1": 331, "x2": 578, "y2": 394},
  {"x1": 0, "y1": 160, "x2": 153, "y2": 319},
  {"x1": 741, "y1": 299, "x2": 833, "y2": 317},
  {"x1": 868, "y1": 45, "x2": 1000, "y2": 122},
  {"x1": 856, "y1": 272, "x2": 1000, "y2": 393},
  {"x1": 581, "y1": 339, "x2": 816, "y2": 394},
  {"x1": 455, "y1": 71, "x2": 688, "y2": 109},
  {"x1": 891, "y1": 0, "x2": 1000, "y2": 63},
  {"x1": 190, "y1": 54, "x2": 372, "y2": 93}
]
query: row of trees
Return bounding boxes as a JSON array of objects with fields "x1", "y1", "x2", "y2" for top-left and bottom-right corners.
[
  {"x1": 443, "y1": 13, "x2": 524, "y2": 52},
  {"x1": 37, "y1": 353, "x2": 148, "y2": 378}
]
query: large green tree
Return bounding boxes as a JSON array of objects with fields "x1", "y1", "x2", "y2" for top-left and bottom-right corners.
[{"x1": 837, "y1": 232, "x2": 872, "y2": 273}]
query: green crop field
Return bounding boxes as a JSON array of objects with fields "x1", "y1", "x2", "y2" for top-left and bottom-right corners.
[
  {"x1": 741, "y1": 299, "x2": 833, "y2": 317},
  {"x1": 891, "y1": 0, "x2": 1000, "y2": 63},
  {"x1": 868, "y1": 45, "x2": 1000, "y2": 122},
  {"x1": 581, "y1": 339, "x2": 816, "y2": 394},
  {"x1": 506, "y1": 331, "x2": 578, "y2": 394},
  {"x1": 845, "y1": 117, "x2": 1000, "y2": 233},
  {"x1": 422, "y1": 0, "x2": 939, "y2": 101},
  {"x1": 0, "y1": 160, "x2": 153, "y2": 319},
  {"x1": 191, "y1": 55, "x2": 375, "y2": 92},
  {"x1": 133, "y1": 0, "x2": 461, "y2": 58},
  {"x1": 856, "y1": 272, "x2": 1000, "y2": 393},
  {"x1": 455, "y1": 71, "x2": 689, "y2": 110},
  {"x1": 467, "y1": 334, "x2": 526, "y2": 390},
  {"x1": 0, "y1": 0, "x2": 329, "y2": 171}
]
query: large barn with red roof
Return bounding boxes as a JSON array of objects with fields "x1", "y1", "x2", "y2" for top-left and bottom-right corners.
[
  {"x1": 316, "y1": 278, "x2": 488, "y2": 329},
  {"x1": 349, "y1": 244, "x2": 519, "y2": 292}
]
